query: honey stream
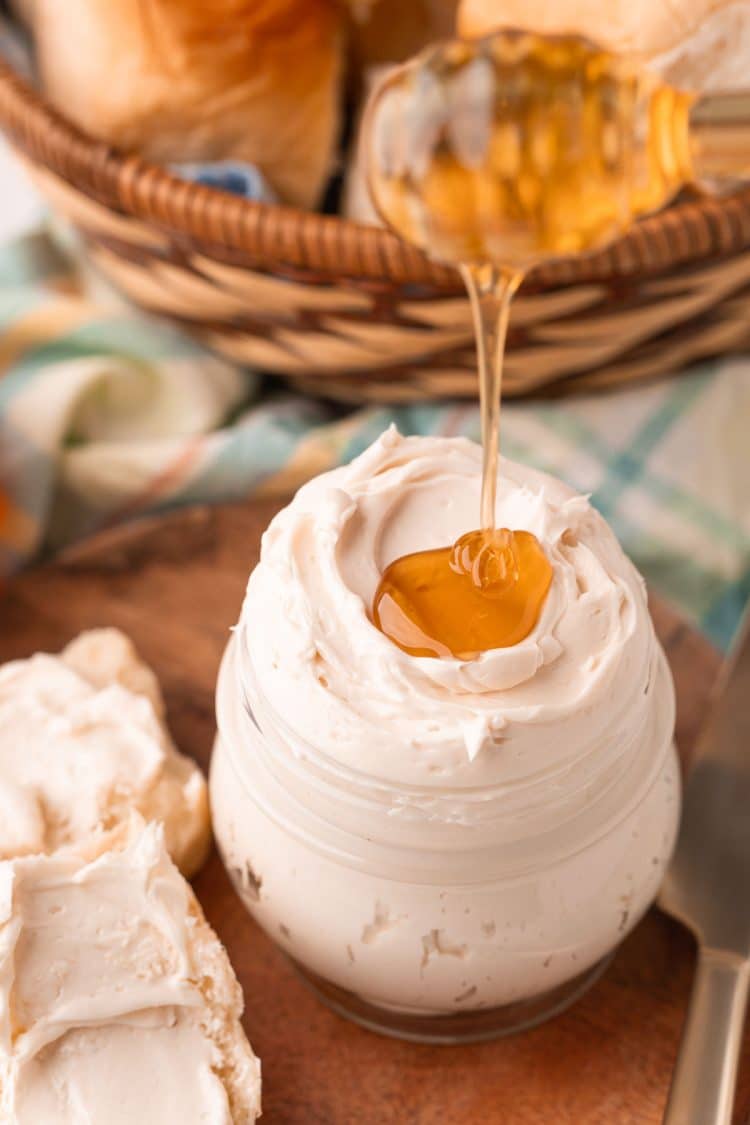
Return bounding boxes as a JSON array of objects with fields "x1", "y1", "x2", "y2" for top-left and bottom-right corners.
[
  {"x1": 372, "y1": 262, "x2": 552, "y2": 659},
  {"x1": 368, "y1": 29, "x2": 750, "y2": 659}
]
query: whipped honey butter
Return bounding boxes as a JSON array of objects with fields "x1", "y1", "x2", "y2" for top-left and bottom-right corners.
[{"x1": 211, "y1": 429, "x2": 679, "y2": 1040}]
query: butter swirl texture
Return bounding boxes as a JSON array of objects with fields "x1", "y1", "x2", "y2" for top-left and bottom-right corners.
[{"x1": 240, "y1": 429, "x2": 668, "y2": 792}]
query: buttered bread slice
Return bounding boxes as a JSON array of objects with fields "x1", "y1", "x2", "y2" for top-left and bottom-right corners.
[
  {"x1": 0, "y1": 629, "x2": 210, "y2": 876},
  {"x1": 0, "y1": 821, "x2": 261, "y2": 1123}
]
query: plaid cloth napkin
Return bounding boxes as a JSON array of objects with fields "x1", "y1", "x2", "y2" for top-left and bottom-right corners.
[{"x1": 1, "y1": 221, "x2": 748, "y2": 652}]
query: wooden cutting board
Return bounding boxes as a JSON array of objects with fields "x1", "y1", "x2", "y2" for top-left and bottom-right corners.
[{"x1": 1, "y1": 500, "x2": 747, "y2": 1125}]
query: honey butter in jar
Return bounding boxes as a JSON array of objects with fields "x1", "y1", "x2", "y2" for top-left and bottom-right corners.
[
  {"x1": 211, "y1": 430, "x2": 679, "y2": 1042},
  {"x1": 210, "y1": 28, "x2": 688, "y2": 1043}
]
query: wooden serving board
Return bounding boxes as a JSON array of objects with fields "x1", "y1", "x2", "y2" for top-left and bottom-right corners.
[{"x1": 1, "y1": 500, "x2": 748, "y2": 1125}]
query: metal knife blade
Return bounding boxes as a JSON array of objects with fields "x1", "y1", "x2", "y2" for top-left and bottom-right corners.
[
  {"x1": 659, "y1": 607, "x2": 750, "y2": 953},
  {"x1": 660, "y1": 606, "x2": 750, "y2": 1125}
]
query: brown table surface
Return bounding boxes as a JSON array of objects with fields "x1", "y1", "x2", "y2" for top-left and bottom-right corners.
[{"x1": 1, "y1": 500, "x2": 746, "y2": 1125}]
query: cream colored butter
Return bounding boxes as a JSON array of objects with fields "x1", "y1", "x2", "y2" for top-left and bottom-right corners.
[
  {"x1": 212, "y1": 429, "x2": 679, "y2": 1020},
  {"x1": 0, "y1": 630, "x2": 210, "y2": 876},
  {"x1": 0, "y1": 822, "x2": 261, "y2": 1124},
  {"x1": 243, "y1": 427, "x2": 658, "y2": 783}
]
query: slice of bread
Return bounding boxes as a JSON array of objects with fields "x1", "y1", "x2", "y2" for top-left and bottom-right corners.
[
  {"x1": 0, "y1": 820, "x2": 261, "y2": 1123},
  {"x1": 0, "y1": 629, "x2": 210, "y2": 876}
]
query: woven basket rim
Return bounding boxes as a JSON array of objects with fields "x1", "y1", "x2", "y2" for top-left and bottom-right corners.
[{"x1": 1, "y1": 56, "x2": 750, "y2": 287}]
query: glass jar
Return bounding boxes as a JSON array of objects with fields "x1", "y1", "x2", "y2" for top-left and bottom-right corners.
[{"x1": 211, "y1": 630, "x2": 679, "y2": 1044}]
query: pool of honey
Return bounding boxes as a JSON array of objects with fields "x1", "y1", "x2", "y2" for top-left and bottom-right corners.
[{"x1": 373, "y1": 528, "x2": 552, "y2": 659}]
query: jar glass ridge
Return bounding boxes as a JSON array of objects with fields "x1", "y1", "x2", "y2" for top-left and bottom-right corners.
[{"x1": 211, "y1": 628, "x2": 680, "y2": 1042}]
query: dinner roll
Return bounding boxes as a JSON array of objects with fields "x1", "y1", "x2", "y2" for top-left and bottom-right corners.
[
  {"x1": 27, "y1": 0, "x2": 344, "y2": 209},
  {"x1": 0, "y1": 629, "x2": 211, "y2": 877}
]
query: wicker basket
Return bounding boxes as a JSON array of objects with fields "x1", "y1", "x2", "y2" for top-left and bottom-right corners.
[{"x1": 2, "y1": 57, "x2": 750, "y2": 403}]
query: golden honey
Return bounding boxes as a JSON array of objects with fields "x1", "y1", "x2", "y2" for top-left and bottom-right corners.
[
  {"x1": 367, "y1": 29, "x2": 748, "y2": 661},
  {"x1": 373, "y1": 528, "x2": 552, "y2": 659},
  {"x1": 371, "y1": 259, "x2": 553, "y2": 660},
  {"x1": 365, "y1": 30, "x2": 695, "y2": 270}
]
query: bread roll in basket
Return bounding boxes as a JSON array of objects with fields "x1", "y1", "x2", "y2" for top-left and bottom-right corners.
[{"x1": 1, "y1": 0, "x2": 749, "y2": 403}]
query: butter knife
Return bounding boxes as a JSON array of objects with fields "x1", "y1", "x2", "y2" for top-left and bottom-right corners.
[{"x1": 660, "y1": 607, "x2": 750, "y2": 1125}]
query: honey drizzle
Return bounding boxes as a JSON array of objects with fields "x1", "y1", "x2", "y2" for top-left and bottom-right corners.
[
  {"x1": 367, "y1": 31, "x2": 750, "y2": 660},
  {"x1": 461, "y1": 262, "x2": 522, "y2": 534},
  {"x1": 369, "y1": 30, "x2": 690, "y2": 659},
  {"x1": 372, "y1": 256, "x2": 552, "y2": 660}
]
